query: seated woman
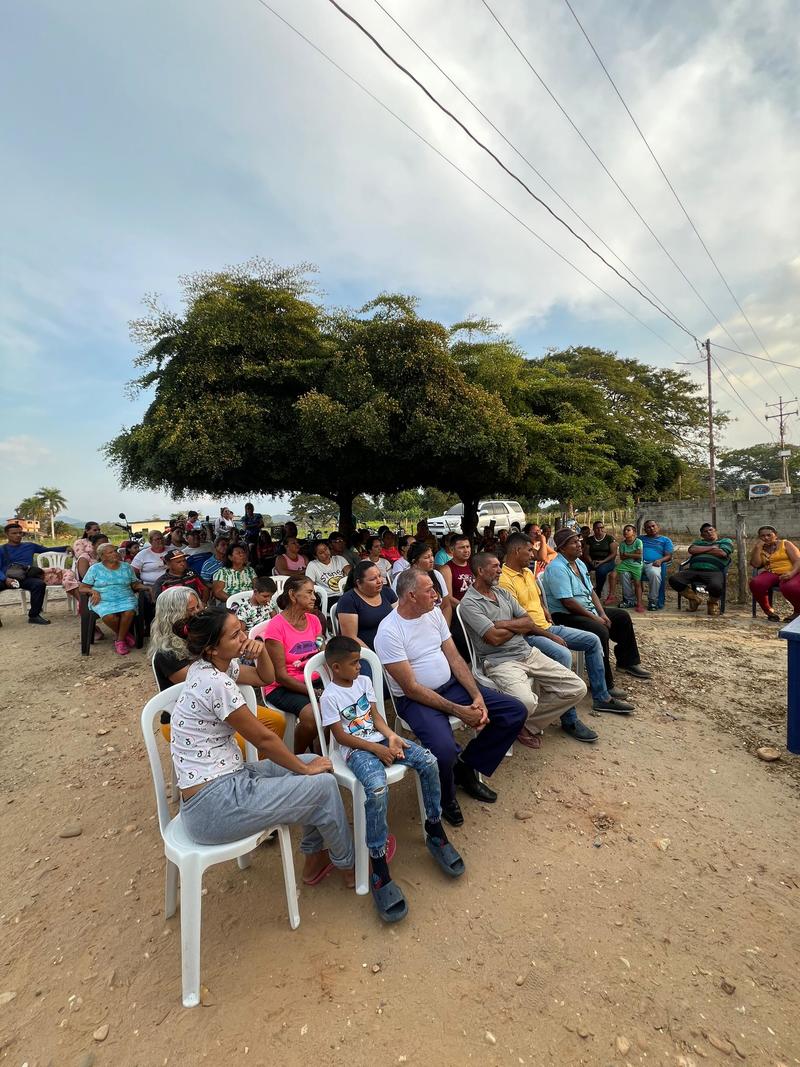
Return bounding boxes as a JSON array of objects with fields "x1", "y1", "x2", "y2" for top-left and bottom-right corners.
[
  {"x1": 380, "y1": 530, "x2": 401, "y2": 564},
  {"x1": 362, "y1": 536, "x2": 392, "y2": 585},
  {"x1": 211, "y1": 544, "x2": 257, "y2": 602},
  {"x1": 200, "y1": 536, "x2": 230, "y2": 583},
  {"x1": 170, "y1": 606, "x2": 354, "y2": 887},
  {"x1": 305, "y1": 539, "x2": 352, "y2": 595},
  {"x1": 749, "y1": 525, "x2": 800, "y2": 622},
  {"x1": 434, "y1": 533, "x2": 457, "y2": 567},
  {"x1": 150, "y1": 587, "x2": 285, "y2": 741},
  {"x1": 254, "y1": 530, "x2": 277, "y2": 575},
  {"x1": 274, "y1": 536, "x2": 308, "y2": 577},
  {"x1": 131, "y1": 529, "x2": 168, "y2": 588},
  {"x1": 261, "y1": 576, "x2": 324, "y2": 753},
  {"x1": 79, "y1": 542, "x2": 146, "y2": 655},
  {"x1": 406, "y1": 542, "x2": 451, "y2": 624},
  {"x1": 62, "y1": 532, "x2": 110, "y2": 639},
  {"x1": 337, "y1": 560, "x2": 398, "y2": 650},
  {"x1": 390, "y1": 535, "x2": 414, "y2": 581}
]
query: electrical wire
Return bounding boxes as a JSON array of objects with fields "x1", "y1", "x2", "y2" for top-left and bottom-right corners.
[
  {"x1": 477, "y1": 0, "x2": 780, "y2": 395},
  {"x1": 560, "y1": 0, "x2": 793, "y2": 394},
  {"x1": 325, "y1": 0, "x2": 695, "y2": 339},
  {"x1": 370, "y1": 0, "x2": 692, "y2": 334},
  {"x1": 250, "y1": 0, "x2": 689, "y2": 359},
  {"x1": 710, "y1": 341, "x2": 800, "y2": 372},
  {"x1": 711, "y1": 355, "x2": 776, "y2": 439}
]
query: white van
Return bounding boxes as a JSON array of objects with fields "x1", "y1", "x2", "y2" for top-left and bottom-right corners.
[{"x1": 427, "y1": 500, "x2": 526, "y2": 538}]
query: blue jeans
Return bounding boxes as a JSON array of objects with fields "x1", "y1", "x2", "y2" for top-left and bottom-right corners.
[
  {"x1": 527, "y1": 625, "x2": 609, "y2": 715},
  {"x1": 347, "y1": 739, "x2": 441, "y2": 858},
  {"x1": 593, "y1": 560, "x2": 616, "y2": 597}
]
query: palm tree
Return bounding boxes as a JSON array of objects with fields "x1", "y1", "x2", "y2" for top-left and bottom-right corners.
[{"x1": 36, "y1": 487, "x2": 68, "y2": 540}]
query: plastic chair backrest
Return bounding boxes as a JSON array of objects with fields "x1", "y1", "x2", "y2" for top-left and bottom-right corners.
[
  {"x1": 303, "y1": 647, "x2": 386, "y2": 755},
  {"x1": 455, "y1": 602, "x2": 479, "y2": 674},
  {"x1": 141, "y1": 682, "x2": 258, "y2": 837},
  {"x1": 37, "y1": 551, "x2": 69, "y2": 570},
  {"x1": 151, "y1": 656, "x2": 160, "y2": 692},
  {"x1": 226, "y1": 591, "x2": 252, "y2": 612},
  {"x1": 314, "y1": 585, "x2": 330, "y2": 617},
  {"x1": 271, "y1": 575, "x2": 288, "y2": 595},
  {"x1": 329, "y1": 602, "x2": 340, "y2": 635}
]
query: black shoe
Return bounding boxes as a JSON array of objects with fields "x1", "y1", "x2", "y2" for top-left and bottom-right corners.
[
  {"x1": 562, "y1": 719, "x2": 598, "y2": 742},
  {"x1": 442, "y1": 800, "x2": 464, "y2": 827},
  {"x1": 593, "y1": 696, "x2": 634, "y2": 714},
  {"x1": 608, "y1": 686, "x2": 628, "y2": 700},
  {"x1": 453, "y1": 759, "x2": 497, "y2": 803},
  {"x1": 28, "y1": 615, "x2": 51, "y2": 625},
  {"x1": 620, "y1": 664, "x2": 652, "y2": 680}
]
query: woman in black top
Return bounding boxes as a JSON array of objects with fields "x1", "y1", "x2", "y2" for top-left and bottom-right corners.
[{"x1": 336, "y1": 560, "x2": 397, "y2": 650}]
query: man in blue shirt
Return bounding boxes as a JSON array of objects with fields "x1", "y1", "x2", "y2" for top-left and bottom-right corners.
[
  {"x1": 640, "y1": 519, "x2": 674, "y2": 611},
  {"x1": 541, "y1": 528, "x2": 652, "y2": 691},
  {"x1": 0, "y1": 522, "x2": 68, "y2": 624}
]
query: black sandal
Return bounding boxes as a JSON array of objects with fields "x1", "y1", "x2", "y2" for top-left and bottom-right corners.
[{"x1": 426, "y1": 835, "x2": 465, "y2": 878}]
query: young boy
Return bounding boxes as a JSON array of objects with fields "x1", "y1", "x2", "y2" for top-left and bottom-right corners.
[
  {"x1": 320, "y1": 636, "x2": 465, "y2": 922},
  {"x1": 235, "y1": 576, "x2": 277, "y2": 630}
]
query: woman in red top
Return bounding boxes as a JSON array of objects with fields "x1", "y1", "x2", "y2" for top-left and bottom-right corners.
[
  {"x1": 380, "y1": 529, "x2": 401, "y2": 564},
  {"x1": 442, "y1": 535, "x2": 474, "y2": 602}
]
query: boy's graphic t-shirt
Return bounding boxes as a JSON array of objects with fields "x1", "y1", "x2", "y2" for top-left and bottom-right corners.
[{"x1": 320, "y1": 675, "x2": 383, "y2": 761}]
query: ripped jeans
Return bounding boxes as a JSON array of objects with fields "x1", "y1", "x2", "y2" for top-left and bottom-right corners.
[{"x1": 346, "y1": 739, "x2": 442, "y2": 858}]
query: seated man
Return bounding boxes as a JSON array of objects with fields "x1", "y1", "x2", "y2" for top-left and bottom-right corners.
[
  {"x1": 459, "y1": 553, "x2": 589, "y2": 748},
  {"x1": 668, "y1": 522, "x2": 731, "y2": 616},
  {"x1": 151, "y1": 548, "x2": 209, "y2": 603},
  {"x1": 499, "y1": 533, "x2": 634, "y2": 724},
  {"x1": 441, "y1": 534, "x2": 474, "y2": 602},
  {"x1": 375, "y1": 569, "x2": 527, "y2": 828},
  {"x1": 0, "y1": 522, "x2": 68, "y2": 625},
  {"x1": 200, "y1": 536, "x2": 230, "y2": 582},
  {"x1": 541, "y1": 529, "x2": 652, "y2": 690},
  {"x1": 640, "y1": 519, "x2": 674, "y2": 611}
]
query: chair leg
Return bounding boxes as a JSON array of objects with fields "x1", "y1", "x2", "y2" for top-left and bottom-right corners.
[
  {"x1": 179, "y1": 858, "x2": 204, "y2": 1008},
  {"x1": 237, "y1": 852, "x2": 251, "y2": 870},
  {"x1": 282, "y1": 714, "x2": 296, "y2": 752},
  {"x1": 275, "y1": 825, "x2": 300, "y2": 930},
  {"x1": 414, "y1": 774, "x2": 427, "y2": 839},
  {"x1": 164, "y1": 859, "x2": 179, "y2": 919},
  {"x1": 352, "y1": 783, "x2": 369, "y2": 896}
]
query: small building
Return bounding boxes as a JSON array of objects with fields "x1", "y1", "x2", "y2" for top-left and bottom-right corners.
[
  {"x1": 6, "y1": 517, "x2": 41, "y2": 534},
  {"x1": 129, "y1": 518, "x2": 170, "y2": 535}
]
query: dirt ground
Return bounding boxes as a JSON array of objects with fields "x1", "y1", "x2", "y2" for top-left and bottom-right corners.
[{"x1": 2, "y1": 587, "x2": 799, "y2": 1067}]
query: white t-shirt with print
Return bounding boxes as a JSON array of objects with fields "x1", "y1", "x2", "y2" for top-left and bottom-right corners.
[
  {"x1": 320, "y1": 675, "x2": 383, "y2": 761},
  {"x1": 306, "y1": 554, "x2": 350, "y2": 593},
  {"x1": 374, "y1": 606, "x2": 452, "y2": 698},
  {"x1": 170, "y1": 659, "x2": 246, "y2": 789},
  {"x1": 131, "y1": 546, "x2": 167, "y2": 583}
]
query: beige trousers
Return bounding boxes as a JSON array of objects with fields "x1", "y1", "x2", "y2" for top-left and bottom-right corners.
[{"x1": 484, "y1": 646, "x2": 587, "y2": 733}]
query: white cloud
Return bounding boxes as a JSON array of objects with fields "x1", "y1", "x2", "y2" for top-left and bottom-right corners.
[{"x1": 0, "y1": 436, "x2": 52, "y2": 466}]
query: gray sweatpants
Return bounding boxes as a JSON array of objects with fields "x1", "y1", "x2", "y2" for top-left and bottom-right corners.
[{"x1": 180, "y1": 756, "x2": 355, "y2": 869}]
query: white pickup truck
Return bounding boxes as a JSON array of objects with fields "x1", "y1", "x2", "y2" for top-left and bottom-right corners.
[{"x1": 427, "y1": 500, "x2": 526, "y2": 538}]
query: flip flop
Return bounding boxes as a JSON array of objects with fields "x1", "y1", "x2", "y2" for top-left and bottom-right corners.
[
  {"x1": 426, "y1": 835, "x2": 465, "y2": 878},
  {"x1": 302, "y1": 860, "x2": 334, "y2": 886},
  {"x1": 370, "y1": 875, "x2": 408, "y2": 923}
]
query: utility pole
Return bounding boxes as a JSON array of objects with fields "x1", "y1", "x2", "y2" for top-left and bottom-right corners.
[
  {"x1": 705, "y1": 338, "x2": 717, "y2": 528},
  {"x1": 766, "y1": 396, "x2": 798, "y2": 489}
]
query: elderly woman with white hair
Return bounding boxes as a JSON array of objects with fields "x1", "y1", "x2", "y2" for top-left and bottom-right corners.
[
  {"x1": 78, "y1": 542, "x2": 147, "y2": 656},
  {"x1": 149, "y1": 586, "x2": 204, "y2": 689}
]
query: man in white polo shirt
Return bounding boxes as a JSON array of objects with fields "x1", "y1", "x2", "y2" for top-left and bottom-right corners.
[{"x1": 375, "y1": 568, "x2": 526, "y2": 828}]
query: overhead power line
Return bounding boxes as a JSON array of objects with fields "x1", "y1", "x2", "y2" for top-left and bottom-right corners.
[
  {"x1": 710, "y1": 354, "x2": 776, "y2": 439},
  {"x1": 250, "y1": 0, "x2": 688, "y2": 359},
  {"x1": 370, "y1": 0, "x2": 692, "y2": 334},
  {"x1": 560, "y1": 0, "x2": 793, "y2": 393},
  {"x1": 477, "y1": 0, "x2": 780, "y2": 396},
  {"x1": 325, "y1": 0, "x2": 695, "y2": 339},
  {"x1": 710, "y1": 341, "x2": 800, "y2": 372}
]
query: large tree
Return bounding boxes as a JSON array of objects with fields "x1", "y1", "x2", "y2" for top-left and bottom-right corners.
[
  {"x1": 35, "y1": 486, "x2": 67, "y2": 540},
  {"x1": 717, "y1": 442, "x2": 800, "y2": 492}
]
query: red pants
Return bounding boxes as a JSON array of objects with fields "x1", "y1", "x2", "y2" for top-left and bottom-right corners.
[{"x1": 749, "y1": 570, "x2": 800, "y2": 614}]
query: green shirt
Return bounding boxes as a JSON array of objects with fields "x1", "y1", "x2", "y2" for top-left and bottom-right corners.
[{"x1": 689, "y1": 538, "x2": 733, "y2": 571}]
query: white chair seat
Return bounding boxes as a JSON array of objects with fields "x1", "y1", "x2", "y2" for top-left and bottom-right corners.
[{"x1": 162, "y1": 810, "x2": 274, "y2": 865}]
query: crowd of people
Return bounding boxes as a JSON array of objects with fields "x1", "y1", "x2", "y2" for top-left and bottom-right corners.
[{"x1": 3, "y1": 506, "x2": 796, "y2": 922}]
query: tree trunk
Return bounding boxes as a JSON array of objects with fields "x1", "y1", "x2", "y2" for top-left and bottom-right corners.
[
  {"x1": 336, "y1": 490, "x2": 355, "y2": 539},
  {"x1": 460, "y1": 493, "x2": 480, "y2": 542},
  {"x1": 50, "y1": 510, "x2": 55, "y2": 540}
]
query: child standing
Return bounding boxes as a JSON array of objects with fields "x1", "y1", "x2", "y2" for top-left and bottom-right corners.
[
  {"x1": 319, "y1": 636, "x2": 465, "y2": 923},
  {"x1": 235, "y1": 576, "x2": 278, "y2": 630},
  {"x1": 617, "y1": 524, "x2": 645, "y2": 613}
]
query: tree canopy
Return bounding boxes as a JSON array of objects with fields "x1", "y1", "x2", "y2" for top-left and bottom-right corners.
[{"x1": 106, "y1": 260, "x2": 718, "y2": 534}]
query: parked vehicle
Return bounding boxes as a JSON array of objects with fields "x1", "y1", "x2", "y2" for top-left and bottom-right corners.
[{"x1": 427, "y1": 500, "x2": 526, "y2": 537}]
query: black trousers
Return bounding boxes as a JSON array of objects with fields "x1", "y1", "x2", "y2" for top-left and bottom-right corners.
[
  {"x1": 668, "y1": 568, "x2": 725, "y2": 599},
  {"x1": 18, "y1": 576, "x2": 47, "y2": 618},
  {"x1": 551, "y1": 607, "x2": 641, "y2": 689}
]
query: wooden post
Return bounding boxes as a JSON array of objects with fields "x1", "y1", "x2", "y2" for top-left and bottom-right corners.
[{"x1": 736, "y1": 512, "x2": 747, "y2": 603}]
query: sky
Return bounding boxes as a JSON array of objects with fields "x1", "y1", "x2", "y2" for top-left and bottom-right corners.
[{"x1": 2, "y1": 0, "x2": 799, "y2": 524}]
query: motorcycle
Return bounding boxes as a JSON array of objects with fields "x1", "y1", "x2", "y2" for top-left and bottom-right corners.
[{"x1": 115, "y1": 513, "x2": 144, "y2": 560}]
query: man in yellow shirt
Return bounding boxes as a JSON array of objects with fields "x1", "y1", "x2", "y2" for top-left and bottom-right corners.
[{"x1": 499, "y1": 534, "x2": 633, "y2": 719}]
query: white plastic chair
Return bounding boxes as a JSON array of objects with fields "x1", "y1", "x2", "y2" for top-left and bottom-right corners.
[
  {"x1": 17, "y1": 553, "x2": 49, "y2": 615},
  {"x1": 248, "y1": 619, "x2": 296, "y2": 751},
  {"x1": 37, "y1": 551, "x2": 69, "y2": 570},
  {"x1": 537, "y1": 575, "x2": 585, "y2": 679},
  {"x1": 271, "y1": 575, "x2": 288, "y2": 596},
  {"x1": 140, "y1": 683, "x2": 300, "y2": 1008},
  {"x1": 303, "y1": 648, "x2": 427, "y2": 896},
  {"x1": 226, "y1": 590, "x2": 253, "y2": 612},
  {"x1": 328, "y1": 601, "x2": 340, "y2": 636},
  {"x1": 313, "y1": 584, "x2": 330, "y2": 619}
]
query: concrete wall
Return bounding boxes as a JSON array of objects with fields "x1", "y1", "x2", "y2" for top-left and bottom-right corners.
[{"x1": 635, "y1": 495, "x2": 800, "y2": 538}]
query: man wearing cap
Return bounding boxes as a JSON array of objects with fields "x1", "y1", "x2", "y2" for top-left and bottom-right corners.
[
  {"x1": 0, "y1": 522, "x2": 68, "y2": 624},
  {"x1": 499, "y1": 533, "x2": 634, "y2": 722},
  {"x1": 151, "y1": 549, "x2": 209, "y2": 603},
  {"x1": 541, "y1": 528, "x2": 651, "y2": 689}
]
